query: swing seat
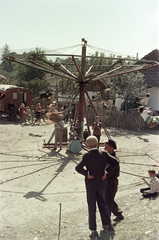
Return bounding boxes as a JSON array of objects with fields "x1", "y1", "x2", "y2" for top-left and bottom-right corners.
[{"x1": 147, "y1": 121, "x2": 158, "y2": 129}]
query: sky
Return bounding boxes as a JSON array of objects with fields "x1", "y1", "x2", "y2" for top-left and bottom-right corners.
[{"x1": 0, "y1": 0, "x2": 159, "y2": 60}]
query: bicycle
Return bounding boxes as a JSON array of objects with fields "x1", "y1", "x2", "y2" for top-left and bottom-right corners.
[
  {"x1": 11, "y1": 110, "x2": 21, "y2": 122},
  {"x1": 31, "y1": 109, "x2": 48, "y2": 125}
]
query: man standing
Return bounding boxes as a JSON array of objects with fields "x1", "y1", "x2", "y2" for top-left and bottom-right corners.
[
  {"x1": 54, "y1": 120, "x2": 65, "y2": 150},
  {"x1": 75, "y1": 136, "x2": 119, "y2": 238},
  {"x1": 8, "y1": 100, "x2": 15, "y2": 121}
]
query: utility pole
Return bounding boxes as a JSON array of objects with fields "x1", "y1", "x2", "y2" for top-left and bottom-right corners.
[{"x1": 79, "y1": 38, "x2": 87, "y2": 138}]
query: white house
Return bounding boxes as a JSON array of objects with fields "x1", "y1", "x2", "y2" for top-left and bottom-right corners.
[{"x1": 115, "y1": 49, "x2": 159, "y2": 111}]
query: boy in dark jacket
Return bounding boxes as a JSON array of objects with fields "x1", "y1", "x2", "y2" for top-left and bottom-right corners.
[{"x1": 104, "y1": 139, "x2": 124, "y2": 221}]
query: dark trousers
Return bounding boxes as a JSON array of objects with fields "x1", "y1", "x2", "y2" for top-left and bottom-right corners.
[
  {"x1": 85, "y1": 178, "x2": 111, "y2": 231},
  {"x1": 140, "y1": 187, "x2": 158, "y2": 198},
  {"x1": 105, "y1": 179, "x2": 122, "y2": 217},
  {"x1": 93, "y1": 135, "x2": 100, "y2": 148}
]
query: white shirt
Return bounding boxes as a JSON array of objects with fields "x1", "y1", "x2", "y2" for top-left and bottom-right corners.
[
  {"x1": 146, "y1": 177, "x2": 159, "y2": 194},
  {"x1": 140, "y1": 110, "x2": 151, "y2": 121},
  {"x1": 140, "y1": 97, "x2": 150, "y2": 106}
]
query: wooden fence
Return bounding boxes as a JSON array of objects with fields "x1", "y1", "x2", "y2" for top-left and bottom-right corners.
[{"x1": 87, "y1": 102, "x2": 158, "y2": 131}]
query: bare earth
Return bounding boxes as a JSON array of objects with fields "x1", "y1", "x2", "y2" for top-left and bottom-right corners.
[{"x1": 0, "y1": 119, "x2": 159, "y2": 240}]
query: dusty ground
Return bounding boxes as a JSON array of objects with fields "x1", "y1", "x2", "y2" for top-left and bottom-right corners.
[{"x1": 0, "y1": 118, "x2": 159, "y2": 240}]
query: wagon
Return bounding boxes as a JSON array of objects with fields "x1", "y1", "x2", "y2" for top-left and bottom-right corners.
[{"x1": 0, "y1": 84, "x2": 31, "y2": 121}]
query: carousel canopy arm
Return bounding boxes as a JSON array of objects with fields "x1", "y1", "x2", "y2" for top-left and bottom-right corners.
[{"x1": 5, "y1": 56, "x2": 76, "y2": 80}]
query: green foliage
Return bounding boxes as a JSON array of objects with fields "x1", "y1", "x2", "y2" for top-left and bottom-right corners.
[
  {"x1": 0, "y1": 45, "x2": 49, "y2": 96},
  {"x1": 110, "y1": 72, "x2": 146, "y2": 111},
  {"x1": 0, "y1": 45, "x2": 146, "y2": 104},
  {"x1": 58, "y1": 77, "x2": 76, "y2": 95},
  {"x1": 15, "y1": 63, "x2": 48, "y2": 96},
  {"x1": 87, "y1": 51, "x2": 115, "y2": 71},
  {"x1": 54, "y1": 56, "x2": 79, "y2": 94},
  {"x1": 120, "y1": 97, "x2": 139, "y2": 111},
  {"x1": 0, "y1": 44, "x2": 13, "y2": 73}
]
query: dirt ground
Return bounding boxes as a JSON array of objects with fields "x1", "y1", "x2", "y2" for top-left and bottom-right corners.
[{"x1": 0, "y1": 118, "x2": 159, "y2": 240}]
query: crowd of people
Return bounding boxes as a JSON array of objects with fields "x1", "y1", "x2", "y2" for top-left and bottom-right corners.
[{"x1": 1, "y1": 89, "x2": 159, "y2": 238}]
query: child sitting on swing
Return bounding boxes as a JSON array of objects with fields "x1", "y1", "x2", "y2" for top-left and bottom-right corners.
[
  {"x1": 46, "y1": 101, "x2": 63, "y2": 123},
  {"x1": 137, "y1": 92, "x2": 150, "y2": 107},
  {"x1": 138, "y1": 106, "x2": 159, "y2": 128}
]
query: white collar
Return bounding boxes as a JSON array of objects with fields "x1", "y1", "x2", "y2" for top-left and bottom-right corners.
[{"x1": 89, "y1": 147, "x2": 98, "y2": 151}]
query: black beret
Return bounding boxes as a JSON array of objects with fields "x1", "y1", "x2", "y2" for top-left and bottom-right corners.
[{"x1": 108, "y1": 138, "x2": 117, "y2": 149}]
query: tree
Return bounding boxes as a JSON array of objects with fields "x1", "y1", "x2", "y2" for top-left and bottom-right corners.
[
  {"x1": 54, "y1": 56, "x2": 78, "y2": 95},
  {"x1": 14, "y1": 48, "x2": 49, "y2": 96},
  {"x1": 0, "y1": 44, "x2": 13, "y2": 73},
  {"x1": 109, "y1": 72, "x2": 146, "y2": 111}
]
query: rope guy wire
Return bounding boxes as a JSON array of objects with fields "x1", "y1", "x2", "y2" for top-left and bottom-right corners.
[
  {"x1": 87, "y1": 44, "x2": 135, "y2": 57},
  {"x1": 45, "y1": 44, "x2": 82, "y2": 54}
]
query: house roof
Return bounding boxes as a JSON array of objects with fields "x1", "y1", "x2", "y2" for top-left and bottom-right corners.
[
  {"x1": 139, "y1": 49, "x2": 159, "y2": 87},
  {"x1": 0, "y1": 84, "x2": 29, "y2": 91}
]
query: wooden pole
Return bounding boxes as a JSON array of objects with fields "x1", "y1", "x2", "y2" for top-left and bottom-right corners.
[{"x1": 78, "y1": 39, "x2": 87, "y2": 138}]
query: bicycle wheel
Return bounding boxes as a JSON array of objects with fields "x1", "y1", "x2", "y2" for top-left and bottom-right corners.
[
  {"x1": 26, "y1": 114, "x2": 32, "y2": 124},
  {"x1": 41, "y1": 114, "x2": 48, "y2": 124},
  {"x1": 11, "y1": 113, "x2": 20, "y2": 122},
  {"x1": 31, "y1": 114, "x2": 37, "y2": 124}
]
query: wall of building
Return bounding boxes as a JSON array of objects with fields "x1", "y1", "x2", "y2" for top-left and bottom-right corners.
[
  {"x1": 147, "y1": 87, "x2": 159, "y2": 111},
  {"x1": 115, "y1": 96, "x2": 124, "y2": 111},
  {"x1": 115, "y1": 87, "x2": 159, "y2": 111},
  {"x1": 0, "y1": 88, "x2": 31, "y2": 112}
]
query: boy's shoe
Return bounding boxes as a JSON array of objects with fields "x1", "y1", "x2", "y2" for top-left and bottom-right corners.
[
  {"x1": 113, "y1": 215, "x2": 124, "y2": 221},
  {"x1": 103, "y1": 224, "x2": 114, "y2": 231},
  {"x1": 89, "y1": 231, "x2": 98, "y2": 238}
]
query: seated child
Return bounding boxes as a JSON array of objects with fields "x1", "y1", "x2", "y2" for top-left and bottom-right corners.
[
  {"x1": 26, "y1": 106, "x2": 31, "y2": 115},
  {"x1": 140, "y1": 169, "x2": 159, "y2": 198},
  {"x1": 137, "y1": 92, "x2": 150, "y2": 106},
  {"x1": 138, "y1": 106, "x2": 159, "y2": 128},
  {"x1": 46, "y1": 101, "x2": 63, "y2": 123}
]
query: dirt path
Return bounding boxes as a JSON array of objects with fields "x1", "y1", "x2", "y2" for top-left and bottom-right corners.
[{"x1": 0, "y1": 119, "x2": 159, "y2": 240}]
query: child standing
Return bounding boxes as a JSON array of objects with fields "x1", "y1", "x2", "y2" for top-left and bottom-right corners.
[
  {"x1": 19, "y1": 103, "x2": 26, "y2": 123},
  {"x1": 36, "y1": 103, "x2": 42, "y2": 123},
  {"x1": 104, "y1": 139, "x2": 124, "y2": 221},
  {"x1": 140, "y1": 169, "x2": 159, "y2": 198}
]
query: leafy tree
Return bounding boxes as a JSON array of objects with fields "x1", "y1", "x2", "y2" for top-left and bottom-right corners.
[
  {"x1": 87, "y1": 52, "x2": 115, "y2": 71},
  {"x1": 109, "y1": 72, "x2": 146, "y2": 111},
  {"x1": 13, "y1": 48, "x2": 49, "y2": 96},
  {"x1": 0, "y1": 44, "x2": 13, "y2": 73},
  {"x1": 54, "y1": 56, "x2": 79, "y2": 94}
]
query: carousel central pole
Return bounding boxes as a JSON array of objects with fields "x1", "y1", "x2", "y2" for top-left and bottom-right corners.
[{"x1": 79, "y1": 38, "x2": 87, "y2": 139}]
